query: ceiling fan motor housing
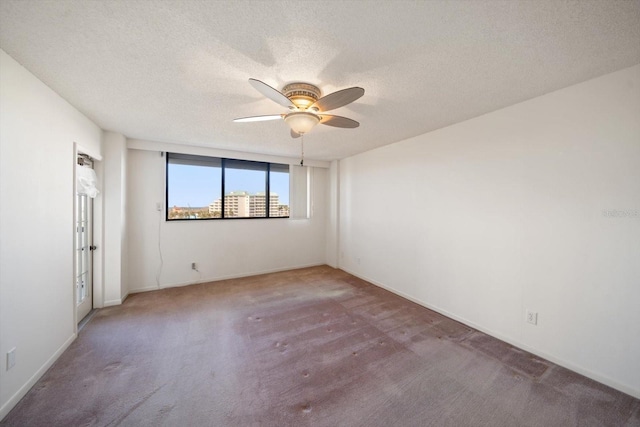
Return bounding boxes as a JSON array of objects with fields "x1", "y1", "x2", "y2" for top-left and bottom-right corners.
[{"x1": 283, "y1": 83, "x2": 321, "y2": 110}]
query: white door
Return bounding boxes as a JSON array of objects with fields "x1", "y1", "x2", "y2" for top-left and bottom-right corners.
[{"x1": 76, "y1": 157, "x2": 94, "y2": 323}]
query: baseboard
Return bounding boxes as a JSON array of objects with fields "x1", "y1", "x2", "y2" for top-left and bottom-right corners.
[
  {"x1": 103, "y1": 298, "x2": 124, "y2": 307},
  {"x1": 0, "y1": 333, "x2": 77, "y2": 421},
  {"x1": 128, "y1": 263, "x2": 326, "y2": 295},
  {"x1": 340, "y1": 267, "x2": 640, "y2": 400}
]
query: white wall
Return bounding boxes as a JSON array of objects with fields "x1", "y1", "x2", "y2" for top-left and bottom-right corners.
[
  {"x1": 0, "y1": 50, "x2": 102, "y2": 418},
  {"x1": 102, "y1": 131, "x2": 128, "y2": 306},
  {"x1": 325, "y1": 160, "x2": 340, "y2": 268},
  {"x1": 338, "y1": 64, "x2": 640, "y2": 398},
  {"x1": 126, "y1": 147, "x2": 328, "y2": 292}
]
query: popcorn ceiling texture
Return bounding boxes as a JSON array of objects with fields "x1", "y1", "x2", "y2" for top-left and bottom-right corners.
[{"x1": 0, "y1": 0, "x2": 639, "y2": 160}]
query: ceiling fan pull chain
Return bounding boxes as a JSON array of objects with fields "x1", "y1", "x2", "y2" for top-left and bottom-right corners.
[{"x1": 300, "y1": 135, "x2": 304, "y2": 166}]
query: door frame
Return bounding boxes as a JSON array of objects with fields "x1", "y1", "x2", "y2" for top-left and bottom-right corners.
[{"x1": 73, "y1": 143, "x2": 103, "y2": 331}]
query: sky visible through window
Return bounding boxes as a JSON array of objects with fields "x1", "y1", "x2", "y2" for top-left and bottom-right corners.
[{"x1": 168, "y1": 164, "x2": 290, "y2": 207}]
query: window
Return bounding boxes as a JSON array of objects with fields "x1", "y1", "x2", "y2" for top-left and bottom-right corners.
[
  {"x1": 166, "y1": 153, "x2": 290, "y2": 220},
  {"x1": 269, "y1": 163, "x2": 290, "y2": 218}
]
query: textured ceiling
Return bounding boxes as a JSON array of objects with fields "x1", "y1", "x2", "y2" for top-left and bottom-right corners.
[{"x1": 1, "y1": 0, "x2": 639, "y2": 161}]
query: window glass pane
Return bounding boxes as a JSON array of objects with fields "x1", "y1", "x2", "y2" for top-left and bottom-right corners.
[
  {"x1": 165, "y1": 153, "x2": 290, "y2": 220},
  {"x1": 270, "y1": 164, "x2": 290, "y2": 217},
  {"x1": 224, "y1": 163, "x2": 267, "y2": 218},
  {"x1": 169, "y1": 153, "x2": 221, "y2": 168},
  {"x1": 225, "y1": 159, "x2": 268, "y2": 171},
  {"x1": 167, "y1": 162, "x2": 221, "y2": 220}
]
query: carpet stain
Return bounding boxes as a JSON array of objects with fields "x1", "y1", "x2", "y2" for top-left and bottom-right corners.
[
  {"x1": 76, "y1": 413, "x2": 98, "y2": 427},
  {"x1": 158, "y1": 404, "x2": 174, "y2": 415},
  {"x1": 106, "y1": 384, "x2": 164, "y2": 427},
  {"x1": 103, "y1": 362, "x2": 122, "y2": 372}
]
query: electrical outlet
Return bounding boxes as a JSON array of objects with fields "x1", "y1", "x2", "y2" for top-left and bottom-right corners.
[
  {"x1": 6, "y1": 347, "x2": 16, "y2": 370},
  {"x1": 191, "y1": 262, "x2": 197, "y2": 270},
  {"x1": 526, "y1": 310, "x2": 538, "y2": 325},
  {"x1": 156, "y1": 202, "x2": 162, "y2": 212}
]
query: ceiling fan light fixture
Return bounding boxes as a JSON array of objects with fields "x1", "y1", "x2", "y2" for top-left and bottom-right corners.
[
  {"x1": 236, "y1": 78, "x2": 363, "y2": 137},
  {"x1": 284, "y1": 111, "x2": 320, "y2": 135}
]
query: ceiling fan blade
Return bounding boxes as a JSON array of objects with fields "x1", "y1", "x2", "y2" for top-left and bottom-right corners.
[
  {"x1": 320, "y1": 114, "x2": 360, "y2": 128},
  {"x1": 310, "y1": 87, "x2": 364, "y2": 112},
  {"x1": 233, "y1": 114, "x2": 283, "y2": 123},
  {"x1": 290, "y1": 129, "x2": 301, "y2": 139},
  {"x1": 248, "y1": 78, "x2": 294, "y2": 108}
]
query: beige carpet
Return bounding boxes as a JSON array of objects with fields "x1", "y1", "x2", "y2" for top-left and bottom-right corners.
[{"x1": 2, "y1": 266, "x2": 639, "y2": 426}]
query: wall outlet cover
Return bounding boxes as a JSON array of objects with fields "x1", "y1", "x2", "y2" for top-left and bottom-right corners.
[{"x1": 6, "y1": 347, "x2": 16, "y2": 370}]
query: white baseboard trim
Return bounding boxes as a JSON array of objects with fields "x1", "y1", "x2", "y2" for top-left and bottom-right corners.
[
  {"x1": 128, "y1": 263, "x2": 326, "y2": 295},
  {"x1": 0, "y1": 333, "x2": 77, "y2": 421},
  {"x1": 103, "y1": 298, "x2": 124, "y2": 307},
  {"x1": 340, "y1": 267, "x2": 640, "y2": 400}
]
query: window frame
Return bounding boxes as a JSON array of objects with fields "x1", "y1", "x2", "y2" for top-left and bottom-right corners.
[{"x1": 165, "y1": 153, "x2": 290, "y2": 221}]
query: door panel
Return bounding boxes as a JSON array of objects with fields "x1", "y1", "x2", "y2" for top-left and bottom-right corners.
[{"x1": 76, "y1": 159, "x2": 93, "y2": 323}]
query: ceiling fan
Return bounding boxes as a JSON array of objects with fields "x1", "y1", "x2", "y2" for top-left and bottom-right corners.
[{"x1": 234, "y1": 79, "x2": 364, "y2": 138}]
